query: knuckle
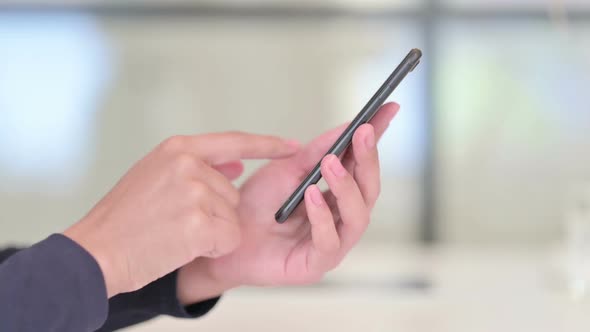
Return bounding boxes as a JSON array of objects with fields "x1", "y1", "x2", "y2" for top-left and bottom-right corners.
[
  {"x1": 172, "y1": 153, "x2": 196, "y2": 174},
  {"x1": 188, "y1": 181, "x2": 209, "y2": 200},
  {"x1": 184, "y1": 213, "x2": 211, "y2": 253},
  {"x1": 161, "y1": 135, "x2": 186, "y2": 153}
]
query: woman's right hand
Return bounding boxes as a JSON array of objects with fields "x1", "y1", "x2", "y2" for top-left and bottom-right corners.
[{"x1": 63, "y1": 132, "x2": 299, "y2": 297}]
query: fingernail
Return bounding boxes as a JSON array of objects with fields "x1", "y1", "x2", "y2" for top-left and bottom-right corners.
[
  {"x1": 328, "y1": 155, "x2": 347, "y2": 177},
  {"x1": 364, "y1": 128, "x2": 375, "y2": 149},
  {"x1": 309, "y1": 186, "x2": 324, "y2": 206}
]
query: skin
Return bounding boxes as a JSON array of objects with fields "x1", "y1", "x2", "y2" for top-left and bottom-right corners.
[
  {"x1": 64, "y1": 132, "x2": 300, "y2": 297},
  {"x1": 175, "y1": 102, "x2": 400, "y2": 304},
  {"x1": 64, "y1": 102, "x2": 398, "y2": 303}
]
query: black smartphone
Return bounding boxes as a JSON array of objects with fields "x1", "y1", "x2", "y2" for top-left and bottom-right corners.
[{"x1": 274, "y1": 48, "x2": 422, "y2": 223}]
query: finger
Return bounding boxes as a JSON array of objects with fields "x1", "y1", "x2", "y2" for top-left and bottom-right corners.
[
  {"x1": 341, "y1": 147, "x2": 356, "y2": 175},
  {"x1": 212, "y1": 160, "x2": 244, "y2": 181},
  {"x1": 320, "y1": 154, "x2": 369, "y2": 249},
  {"x1": 351, "y1": 124, "x2": 380, "y2": 209},
  {"x1": 293, "y1": 122, "x2": 349, "y2": 170},
  {"x1": 340, "y1": 102, "x2": 399, "y2": 170},
  {"x1": 370, "y1": 102, "x2": 399, "y2": 141},
  {"x1": 304, "y1": 185, "x2": 340, "y2": 272},
  {"x1": 192, "y1": 132, "x2": 300, "y2": 164},
  {"x1": 294, "y1": 102, "x2": 399, "y2": 173},
  {"x1": 194, "y1": 163, "x2": 240, "y2": 207}
]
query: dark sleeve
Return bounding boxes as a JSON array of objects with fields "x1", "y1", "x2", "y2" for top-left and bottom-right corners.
[
  {"x1": 97, "y1": 270, "x2": 220, "y2": 331},
  {"x1": 0, "y1": 234, "x2": 109, "y2": 332},
  {"x1": 1, "y1": 236, "x2": 220, "y2": 332}
]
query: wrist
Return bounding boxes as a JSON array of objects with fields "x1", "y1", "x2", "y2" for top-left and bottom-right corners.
[
  {"x1": 177, "y1": 259, "x2": 239, "y2": 306},
  {"x1": 63, "y1": 222, "x2": 122, "y2": 298}
]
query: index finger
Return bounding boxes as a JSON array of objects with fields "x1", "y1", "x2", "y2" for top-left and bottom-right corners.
[{"x1": 191, "y1": 131, "x2": 300, "y2": 164}]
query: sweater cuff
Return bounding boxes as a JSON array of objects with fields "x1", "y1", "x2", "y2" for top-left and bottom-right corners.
[{"x1": 150, "y1": 270, "x2": 221, "y2": 318}]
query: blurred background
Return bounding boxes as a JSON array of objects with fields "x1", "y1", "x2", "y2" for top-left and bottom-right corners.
[{"x1": 1, "y1": 0, "x2": 590, "y2": 331}]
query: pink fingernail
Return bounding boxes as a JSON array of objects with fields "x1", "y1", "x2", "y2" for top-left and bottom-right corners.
[
  {"x1": 309, "y1": 186, "x2": 324, "y2": 206},
  {"x1": 328, "y1": 155, "x2": 347, "y2": 177}
]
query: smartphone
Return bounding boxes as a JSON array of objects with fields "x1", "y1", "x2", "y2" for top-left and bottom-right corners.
[{"x1": 274, "y1": 48, "x2": 422, "y2": 223}]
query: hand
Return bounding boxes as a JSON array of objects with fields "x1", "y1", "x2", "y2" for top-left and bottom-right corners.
[
  {"x1": 177, "y1": 103, "x2": 399, "y2": 303},
  {"x1": 64, "y1": 132, "x2": 299, "y2": 297}
]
